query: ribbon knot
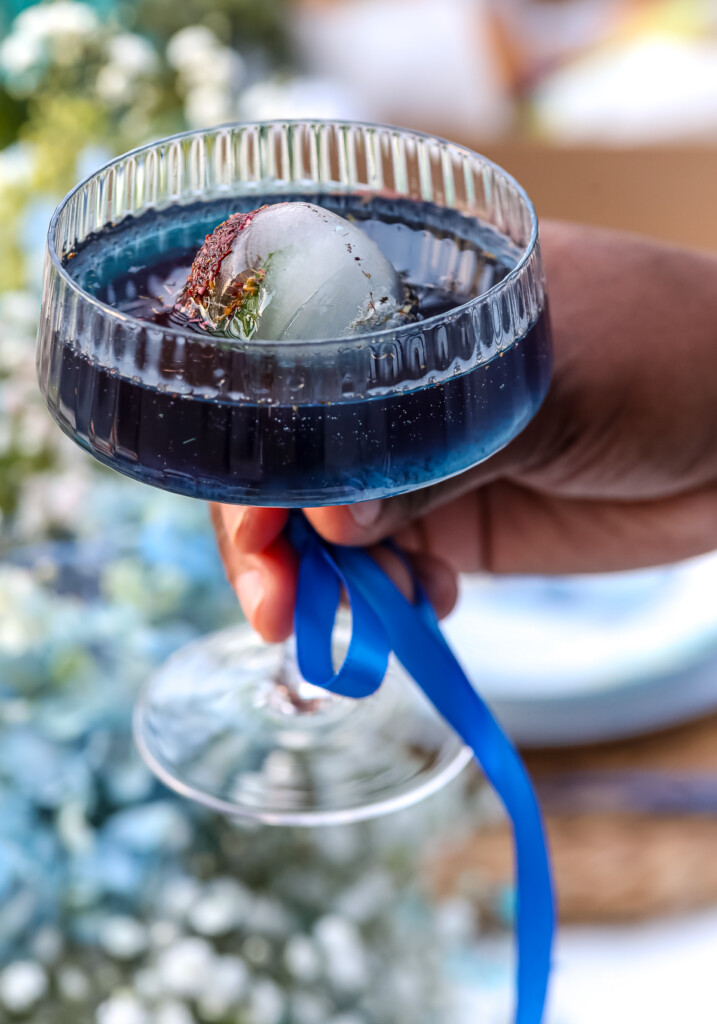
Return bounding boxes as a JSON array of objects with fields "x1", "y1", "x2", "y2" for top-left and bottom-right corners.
[{"x1": 288, "y1": 512, "x2": 554, "y2": 1024}]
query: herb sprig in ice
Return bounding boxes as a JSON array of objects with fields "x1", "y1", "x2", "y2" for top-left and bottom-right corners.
[{"x1": 176, "y1": 202, "x2": 417, "y2": 341}]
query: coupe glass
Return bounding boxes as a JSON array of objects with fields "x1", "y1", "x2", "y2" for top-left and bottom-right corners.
[{"x1": 37, "y1": 121, "x2": 552, "y2": 825}]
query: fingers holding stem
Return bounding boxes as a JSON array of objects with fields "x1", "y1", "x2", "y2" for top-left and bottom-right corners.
[
  {"x1": 211, "y1": 503, "x2": 459, "y2": 643},
  {"x1": 211, "y1": 504, "x2": 297, "y2": 642}
]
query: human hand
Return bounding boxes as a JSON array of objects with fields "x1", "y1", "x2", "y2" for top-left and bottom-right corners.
[{"x1": 213, "y1": 221, "x2": 717, "y2": 641}]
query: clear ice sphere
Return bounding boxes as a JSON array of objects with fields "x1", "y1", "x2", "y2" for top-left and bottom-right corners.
[{"x1": 204, "y1": 203, "x2": 406, "y2": 340}]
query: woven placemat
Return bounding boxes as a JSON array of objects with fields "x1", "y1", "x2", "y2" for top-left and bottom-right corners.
[{"x1": 426, "y1": 711, "x2": 717, "y2": 922}]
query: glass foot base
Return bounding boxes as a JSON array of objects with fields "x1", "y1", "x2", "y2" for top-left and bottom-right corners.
[{"x1": 134, "y1": 622, "x2": 471, "y2": 825}]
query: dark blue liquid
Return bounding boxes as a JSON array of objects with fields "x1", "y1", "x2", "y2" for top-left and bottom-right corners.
[{"x1": 39, "y1": 196, "x2": 552, "y2": 506}]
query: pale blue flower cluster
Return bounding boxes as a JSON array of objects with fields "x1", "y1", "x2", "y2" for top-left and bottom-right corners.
[
  {"x1": 0, "y1": 484, "x2": 475, "y2": 1021},
  {"x1": 0, "y1": 297, "x2": 485, "y2": 1019}
]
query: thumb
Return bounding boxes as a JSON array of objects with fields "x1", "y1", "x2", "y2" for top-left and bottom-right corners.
[{"x1": 304, "y1": 432, "x2": 532, "y2": 547}]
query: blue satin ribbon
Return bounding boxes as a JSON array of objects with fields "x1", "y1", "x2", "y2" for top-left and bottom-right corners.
[{"x1": 288, "y1": 512, "x2": 554, "y2": 1024}]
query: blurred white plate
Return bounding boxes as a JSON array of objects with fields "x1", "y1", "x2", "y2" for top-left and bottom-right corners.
[{"x1": 442, "y1": 553, "x2": 717, "y2": 746}]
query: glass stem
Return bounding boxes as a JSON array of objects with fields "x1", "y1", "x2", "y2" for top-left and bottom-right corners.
[{"x1": 270, "y1": 638, "x2": 338, "y2": 716}]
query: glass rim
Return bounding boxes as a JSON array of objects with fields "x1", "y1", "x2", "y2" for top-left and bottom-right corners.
[{"x1": 46, "y1": 118, "x2": 541, "y2": 350}]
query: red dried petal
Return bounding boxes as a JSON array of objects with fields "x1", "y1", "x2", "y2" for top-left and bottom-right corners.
[{"x1": 179, "y1": 206, "x2": 266, "y2": 307}]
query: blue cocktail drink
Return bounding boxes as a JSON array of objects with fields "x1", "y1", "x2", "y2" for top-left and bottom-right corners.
[{"x1": 41, "y1": 194, "x2": 550, "y2": 507}]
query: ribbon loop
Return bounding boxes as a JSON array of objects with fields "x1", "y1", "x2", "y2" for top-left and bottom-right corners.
[
  {"x1": 290, "y1": 514, "x2": 554, "y2": 1024},
  {"x1": 289, "y1": 513, "x2": 389, "y2": 700}
]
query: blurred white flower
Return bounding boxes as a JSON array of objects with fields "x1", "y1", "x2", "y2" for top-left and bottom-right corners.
[
  {"x1": 96, "y1": 33, "x2": 159, "y2": 106},
  {"x1": 290, "y1": 991, "x2": 332, "y2": 1024},
  {"x1": 244, "y1": 896, "x2": 294, "y2": 937},
  {"x1": 196, "y1": 955, "x2": 249, "y2": 1019},
  {"x1": 56, "y1": 965, "x2": 91, "y2": 1002},
  {"x1": 283, "y1": 934, "x2": 322, "y2": 983},
  {"x1": 194, "y1": 47, "x2": 244, "y2": 91},
  {"x1": 56, "y1": 800, "x2": 95, "y2": 856},
  {"x1": 132, "y1": 967, "x2": 162, "y2": 1002},
  {"x1": 313, "y1": 916, "x2": 368, "y2": 994},
  {"x1": 0, "y1": 570, "x2": 41, "y2": 656},
  {"x1": 10, "y1": 408, "x2": 52, "y2": 456},
  {"x1": 0, "y1": 961, "x2": 48, "y2": 1014},
  {"x1": 435, "y1": 896, "x2": 478, "y2": 945},
  {"x1": 14, "y1": 1, "x2": 99, "y2": 42},
  {"x1": 1, "y1": 2, "x2": 98, "y2": 77},
  {"x1": 156, "y1": 937, "x2": 215, "y2": 999},
  {"x1": 242, "y1": 935, "x2": 272, "y2": 967},
  {"x1": 15, "y1": 467, "x2": 92, "y2": 539},
  {"x1": 96, "y1": 989, "x2": 150, "y2": 1024},
  {"x1": 0, "y1": 31, "x2": 44, "y2": 77},
  {"x1": 186, "y1": 877, "x2": 252, "y2": 936},
  {"x1": 184, "y1": 84, "x2": 234, "y2": 129},
  {"x1": 166, "y1": 23, "x2": 244, "y2": 128},
  {"x1": 96, "y1": 65, "x2": 134, "y2": 105},
  {"x1": 99, "y1": 917, "x2": 149, "y2": 961},
  {"x1": 155, "y1": 1002, "x2": 197, "y2": 1024},
  {"x1": 106, "y1": 33, "x2": 158, "y2": 77},
  {"x1": 166, "y1": 26, "x2": 220, "y2": 74},
  {"x1": 148, "y1": 921, "x2": 181, "y2": 950},
  {"x1": 159, "y1": 876, "x2": 202, "y2": 920},
  {"x1": 247, "y1": 977, "x2": 284, "y2": 1024},
  {"x1": 334, "y1": 869, "x2": 394, "y2": 922},
  {"x1": 0, "y1": 144, "x2": 34, "y2": 190}
]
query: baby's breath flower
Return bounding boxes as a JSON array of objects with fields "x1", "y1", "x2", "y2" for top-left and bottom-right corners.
[
  {"x1": 154, "y1": 1002, "x2": 196, "y2": 1024},
  {"x1": 96, "y1": 989, "x2": 150, "y2": 1024},
  {"x1": 106, "y1": 33, "x2": 158, "y2": 77},
  {"x1": 166, "y1": 26, "x2": 219, "y2": 73},
  {"x1": 0, "y1": 961, "x2": 48, "y2": 1014},
  {"x1": 183, "y1": 84, "x2": 235, "y2": 128},
  {"x1": 96, "y1": 65, "x2": 134, "y2": 105},
  {"x1": 56, "y1": 965, "x2": 91, "y2": 1002},
  {"x1": 190, "y1": 46, "x2": 244, "y2": 90},
  {"x1": 14, "y1": 1, "x2": 99, "y2": 42},
  {"x1": 166, "y1": 23, "x2": 244, "y2": 129},
  {"x1": 0, "y1": 31, "x2": 44, "y2": 78},
  {"x1": 247, "y1": 977, "x2": 284, "y2": 1024},
  {"x1": 0, "y1": 146, "x2": 34, "y2": 190}
]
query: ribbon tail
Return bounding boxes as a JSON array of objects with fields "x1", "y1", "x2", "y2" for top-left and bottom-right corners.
[{"x1": 333, "y1": 544, "x2": 555, "y2": 1024}]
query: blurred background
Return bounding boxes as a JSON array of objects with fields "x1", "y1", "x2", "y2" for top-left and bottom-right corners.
[{"x1": 4, "y1": 1, "x2": 717, "y2": 1022}]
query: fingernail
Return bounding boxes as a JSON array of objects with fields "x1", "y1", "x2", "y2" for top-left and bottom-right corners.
[
  {"x1": 349, "y1": 499, "x2": 382, "y2": 528},
  {"x1": 235, "y1": 570, "x2": 264, "y2": 620}
]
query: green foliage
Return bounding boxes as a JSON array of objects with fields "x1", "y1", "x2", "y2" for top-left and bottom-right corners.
[
  {"x1": 0, "y1": 87, "x2": 27, "y2": 149},
  {"x1": 0, "y1": 444, "x2": 56, "y2": 524},
  {"x1": 22, "y1": 94, "x2": 108, "y2": 193},
  {"x1": 0, "y1": 0, "x2": 289, "y2": 530},
  {"x1": 0, "y1": 183, "x2": 27, "y2": 291},
  {"x1": 127, "y1": 0, "x2": 290, "y2": 60}
]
